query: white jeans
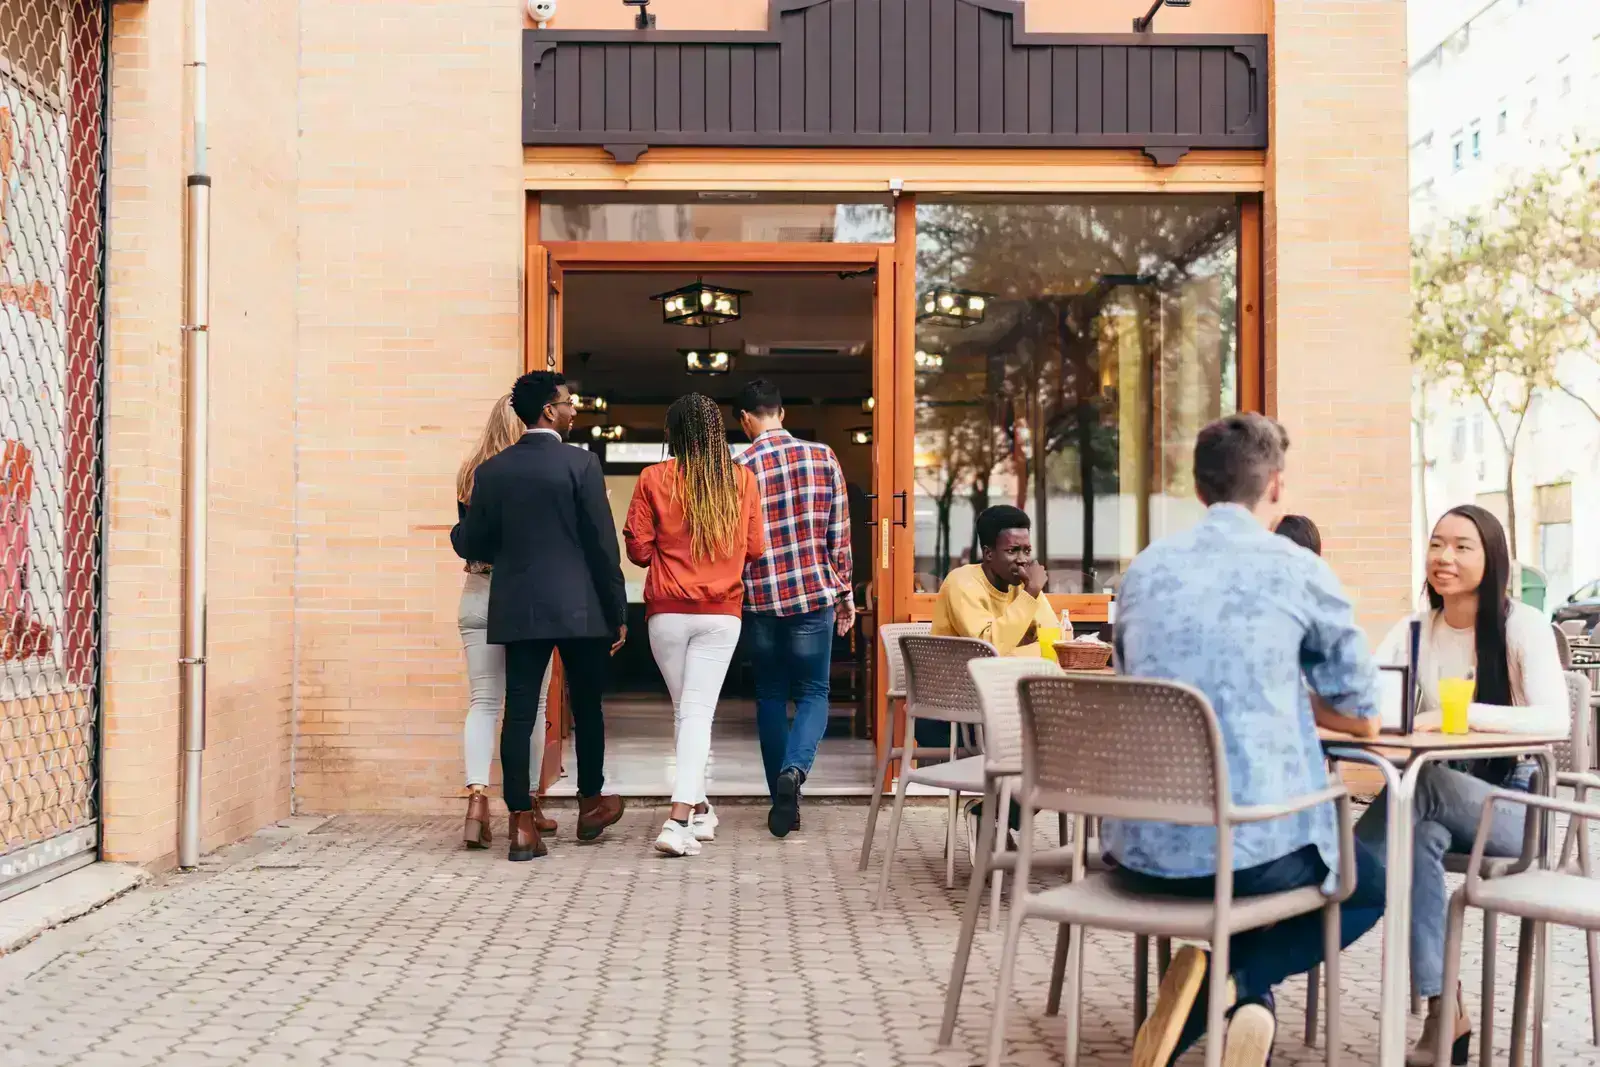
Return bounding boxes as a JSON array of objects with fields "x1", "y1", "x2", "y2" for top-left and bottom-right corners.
[
  {"x1": 459, "y1": 573, "x2": 549, "y2": 789},
  {"x1": 647, "y1": 613, "x2": 741, "y2": 806}
]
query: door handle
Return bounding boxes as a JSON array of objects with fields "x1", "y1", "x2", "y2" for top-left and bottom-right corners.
[
  {"x1": 893, "y1": 491, "x2": 908, "y2": 528},
  {"x1": 864, "y1": 492, "x2": 879, "y2": 527}
]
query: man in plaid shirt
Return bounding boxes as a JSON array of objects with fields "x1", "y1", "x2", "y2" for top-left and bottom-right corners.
[{"x1": 734, "y1": 379, "x2": 855, "y2": 838}]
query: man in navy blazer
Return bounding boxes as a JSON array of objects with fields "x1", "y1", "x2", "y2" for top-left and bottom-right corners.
[{"x1": 456, "y1": 371, "x2": 627, "y2": 860}]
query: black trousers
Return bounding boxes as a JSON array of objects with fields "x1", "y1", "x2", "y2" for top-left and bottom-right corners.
[{"x1": 502, "y1": 637, "x2": 610, "y2": 809}]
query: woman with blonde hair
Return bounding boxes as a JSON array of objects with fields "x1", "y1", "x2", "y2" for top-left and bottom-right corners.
[
  {"x1": 454, "y1": 394, "x2": 554, "y2": 849},
  {"x1": 624, "y1": 393, "x2": 766, "y2": 857}
]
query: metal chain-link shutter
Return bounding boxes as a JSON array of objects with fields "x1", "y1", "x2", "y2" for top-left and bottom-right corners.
[{"x1": 0, "y1": 0, "x2": 107, "y2": 900}]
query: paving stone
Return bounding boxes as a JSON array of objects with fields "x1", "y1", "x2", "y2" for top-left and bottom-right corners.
[{"x1": 2, "y1": 808, "x2": 1598, "y2": 1066}]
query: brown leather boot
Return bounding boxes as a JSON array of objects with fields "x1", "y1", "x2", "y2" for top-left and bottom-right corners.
[
  {"x1": 464, "y1": 792, "x2": 491, "y2": 849},
  {"x1": 577, "y1": 793, "x2": 625, "y2": 841},
  {"x1": 531, "y1": 798, "x2": 557, "y2": 835},
  {"x1": 507, "y1": 811, "x2": 547, "y2": 862}
]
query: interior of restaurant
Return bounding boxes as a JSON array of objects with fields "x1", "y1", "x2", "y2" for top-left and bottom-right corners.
[{"x1": 550, "y1": 269, "x2": 879, "y2": 796}]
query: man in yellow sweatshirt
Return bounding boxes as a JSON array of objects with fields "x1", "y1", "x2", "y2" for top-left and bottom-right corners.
[{"x1": 931, "y1": 505, "x2": 1056, "y2": 656}]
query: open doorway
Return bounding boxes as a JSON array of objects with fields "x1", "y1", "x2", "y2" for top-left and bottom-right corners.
[{"x1": 548, "y1": 269, "x2": 880, "y2": 796}]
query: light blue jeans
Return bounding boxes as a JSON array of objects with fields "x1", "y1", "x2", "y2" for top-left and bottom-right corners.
[{"x1": 1354, "y1": 761, "x2": 1534, "y2": 998}]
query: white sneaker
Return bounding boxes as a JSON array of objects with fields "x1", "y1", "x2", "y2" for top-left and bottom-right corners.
[
  {"x1": 654, "y1": 819, "x2": 702, "y2": 857},
  {"x1": 690, "y1": 805, "x2": 719, "y2": 842}
]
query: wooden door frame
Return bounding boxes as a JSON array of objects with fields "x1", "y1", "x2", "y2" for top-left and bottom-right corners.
[{"x1": 524, "y1": 222, "x2": 905, "y2": 782}]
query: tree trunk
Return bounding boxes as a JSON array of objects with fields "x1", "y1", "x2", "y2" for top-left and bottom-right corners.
[
  {"x1": 1504, "y1": 457, "x2": 1519, "y2": 560},
  {"x1": 1412, "y1": 416, "x2": 1430, "y2": 534}
]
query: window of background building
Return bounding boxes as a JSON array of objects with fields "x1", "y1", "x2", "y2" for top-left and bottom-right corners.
[
  {"x1": 910, "y1": 197, "x2": 1240, "y2": 594},
  {"x1": 1452, "y1": 140, "x2": 1464, "y2": 170},
  {"x1": 1451, "y1": 418, "x2": 1467, "y2": 461},
  {"x1": 1560, "y1": 56, "x2": 1572, "y2": 96},
  {"x1": 1498, "y1": 106, "x2": 1509, "y2": 134},
  {"x1": 1471, "y1": 124, "x2": 1482, "y2": 159},
  {"x1": 1536, "y1": 482, "x2": 1574, "y2": 601}
]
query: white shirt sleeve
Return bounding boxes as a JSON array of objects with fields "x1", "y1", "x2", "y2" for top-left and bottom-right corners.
[{"x1": 1467, "y1": 605, "x2": 1571, "y2": 735}]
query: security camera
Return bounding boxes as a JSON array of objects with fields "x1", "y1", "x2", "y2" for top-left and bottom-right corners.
[{"x1": 528, "y1": 0, "x2": 556, "y2": 22}]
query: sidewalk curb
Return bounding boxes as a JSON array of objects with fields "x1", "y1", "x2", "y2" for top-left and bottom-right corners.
[{"x1": 0, "y1": 863, "x2": 149, "y2": 956}]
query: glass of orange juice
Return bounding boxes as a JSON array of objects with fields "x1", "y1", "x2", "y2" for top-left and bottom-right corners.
[
  {"x1": 1037, "y1": 626, "x2": 1062, "y2": 662},
  {"x1": 1437, "y1": 676, "x2": 1474, "y2": 735}
]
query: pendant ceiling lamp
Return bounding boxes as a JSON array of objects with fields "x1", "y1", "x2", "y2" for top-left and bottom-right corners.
[
  {"x1": 653, "y1": 280, "x2": 747, "y2": 327},
  {"x1": 917, "y1": 286, "x2": 991, "y2": 328}
]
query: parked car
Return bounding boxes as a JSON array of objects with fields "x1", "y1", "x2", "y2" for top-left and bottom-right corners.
[{"x1": 1553, "y1": 577, "x2": 1600, "y2": 636}]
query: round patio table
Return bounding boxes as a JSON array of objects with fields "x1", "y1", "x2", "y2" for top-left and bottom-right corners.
[{"x1": 1320, "y1": 729, "x2": 1565, "y2": 1067}]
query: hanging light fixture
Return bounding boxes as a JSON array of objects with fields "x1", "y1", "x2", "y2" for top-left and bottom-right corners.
[
  {"x1": 682, "y1": 348, "x2": 734, "y2": 375},
  {"x1": 572, "y1": 393, "x2": 609, "y2": 414},
  {"x1": 861, "y1": 396, "x2": 876, "y2": 414},
  {"x1": 653, "y1": 280, "x2": 747, "y2": 327},
  {"x1": 590, "y1": 424, "x2": 626, "y2": 442},
  {"x1": 849, "y1": 427, "x2": 873, "y2": 446},
  {"x1": 914, "y1": 349, "x2": 945, "y2": 371},
  {"x1": 917, "y1": 286, "x2": 991, "y2": 328}
]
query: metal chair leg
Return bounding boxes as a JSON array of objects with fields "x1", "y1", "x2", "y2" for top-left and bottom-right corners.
[
  {"x1": 985, "y1": 906, "x2": 1028, "y2": 1067},
  {"x1": 1304, "y1": 965, "x2": 1320, "y2": 1047},
  {"x1": 1322, "y1": 904, "x2": 1342, "y2": 1065},
  {"x1": 1510, "y1": 917, "x2": 1536, "y2": 1067},
  {"x1": 1576, "y1": 803, "x2": 1600, "y2": 1045},
  {"x1": 873, "y1": 721, "x2": 917, "y2": 909},
  {"x1": 857, "y1": 704, "x2": 898, "y2": 871},
  {"x1": 1437, "y1": 889, "x2": 1470, "y2": 1067},
  {"x1": 1481, "y1": 911, "x2": 1497, "y2": 1067},
  {"x1": 938, "y1": 777, "x2": 999, "y2": 1047},
  {"x1": 988, "y1": 778, "x2": 1013, "y2": 933},
  {"x1": 945, "y1": 787, "x2": 959, "y2": 889},
  {"x1": 1134, "y1": 936, "x2": 1150, "y2": 1029},
  {"x1": 1045, "y1": 925, "x2": 1069, "y2": 1016}
]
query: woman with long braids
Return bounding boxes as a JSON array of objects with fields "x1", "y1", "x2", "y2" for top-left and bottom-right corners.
[
  {"x1": 624, "y1": 394, "x2": 766, "y2": 857},
  {"x1": 1358, "y1": 504, "x2": 1567, "y2": 1065},
  {"x1": 454, "y1": 395, "x2": 555, "y2": 849}
]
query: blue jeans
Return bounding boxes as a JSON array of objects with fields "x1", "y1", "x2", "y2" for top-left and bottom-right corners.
[
  {"x1": 745, "y1": 607, "x2": 834, "y2": 798},
  {"x1": 1354, "y1": 761, "x2": 1533, "y2": 997},
  {"x1": 1114, "y1": 841, "x2": 1387, "y2": 1055}
]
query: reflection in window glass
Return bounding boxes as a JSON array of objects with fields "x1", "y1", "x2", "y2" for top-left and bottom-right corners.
[
  {"x1": 911, "y1": 197, "x2": 1240, "y2": 595},
  {"x1": 541, "y1": 196, "x2": 893, "y2": 243}
]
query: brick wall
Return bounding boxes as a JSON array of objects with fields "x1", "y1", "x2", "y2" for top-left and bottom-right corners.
[
  {"x1": 1267, "y1": 0, "x2": 1414, "y2": 636},
  {"x1": 93, "y1": 0, "x2": 1414, "y2": 849},
  {"x1": 291, "y1": 0, "x2": 523, "y2": 812},
  {"x1": 100, "y1": 0, "x2": 298, "y2": 864}
]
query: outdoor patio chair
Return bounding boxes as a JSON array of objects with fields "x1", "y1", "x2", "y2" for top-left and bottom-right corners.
[
  {"x1": 859, "y1": 621, "x2": 934, "y2": 871},
  {"x1": 869, "y1": 634, "x2": 995, "y2": 907},
  {"x1": 1421, "y1": 671, "x2": 1597, "y2": 1063},
  {"x1": 1435, "y1": 784, "x2": 1600, "y2": 1067},
  {"x1": 982, "y1": 674, "x2": 1354, "y2": 1067}
]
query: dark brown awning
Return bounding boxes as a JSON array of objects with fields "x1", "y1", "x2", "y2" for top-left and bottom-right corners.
[{"x1": 523, "y1": 0, "x2": 1266, "y2": 166}]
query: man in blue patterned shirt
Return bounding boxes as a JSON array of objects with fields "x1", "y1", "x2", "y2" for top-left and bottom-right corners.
[{"x1": 1109, "y1": 413, "x2": 1387, "y2": 1067}]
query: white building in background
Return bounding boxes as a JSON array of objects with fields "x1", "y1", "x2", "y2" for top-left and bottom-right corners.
[{"x1": 1409, "y1": 0, "x2": 1600, "y2": 608}]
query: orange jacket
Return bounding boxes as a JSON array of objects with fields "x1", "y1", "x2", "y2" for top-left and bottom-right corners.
[{"x1": 623, "y1": 460, "x2": 766, "y2": 618}]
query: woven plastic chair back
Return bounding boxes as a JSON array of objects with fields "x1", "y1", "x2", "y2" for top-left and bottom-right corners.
[
  {"x1": 1560, "y1": 670, "x2": 1593, "y2": 775},
  {"x1": 879, "y1": 621, "x2": 932, "y2": 700},
  {"x1": 1556, "y1": 625, "x2": 1574, "y2": 671},
  {"x1": 969, "y1": 658, "x2": 1062, "y2": 773},
  {"x1": 901, "y1": 635, "x2": 995, "y2": 726},
  {"x1": 1016, "y1": 674, "x2": 1227, "y2": 826}
]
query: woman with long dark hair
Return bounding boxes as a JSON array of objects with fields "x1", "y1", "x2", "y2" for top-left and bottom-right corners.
[
  {"x1": 624, "y1": 394, "x2": 766, "y2": 857},
  {"x1": 1357, "y1": 504, "x2": 1567, "y2": 1065}
]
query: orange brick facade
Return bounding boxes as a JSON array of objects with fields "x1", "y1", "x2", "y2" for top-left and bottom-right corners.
[{"x1": 96, "y1": 0, "x2": 1411, "y2": 865}]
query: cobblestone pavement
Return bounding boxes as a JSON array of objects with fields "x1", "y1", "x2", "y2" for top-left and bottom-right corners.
[{"x1": 2, "y1": 804, "x2": 1599, "y2": 1066}]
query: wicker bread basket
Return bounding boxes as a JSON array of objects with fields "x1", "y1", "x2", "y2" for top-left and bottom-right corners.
[{"x1": 1053, "y1": 640, "x2": 1113, "y2": 671}]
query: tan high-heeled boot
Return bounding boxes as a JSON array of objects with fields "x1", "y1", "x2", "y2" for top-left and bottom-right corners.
[{"x1": 1407, "y1": 983, "x2": 1471, "y2": 1066}]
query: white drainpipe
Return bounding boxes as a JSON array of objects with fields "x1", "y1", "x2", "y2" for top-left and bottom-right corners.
[{"x1": 178, "y1": 0, "x2": 210, "y2": 870}]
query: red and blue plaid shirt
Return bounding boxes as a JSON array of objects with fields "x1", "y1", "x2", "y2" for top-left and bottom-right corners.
[{"x1": 738, "y1": 429, "x2": 853, "y2": 617}]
